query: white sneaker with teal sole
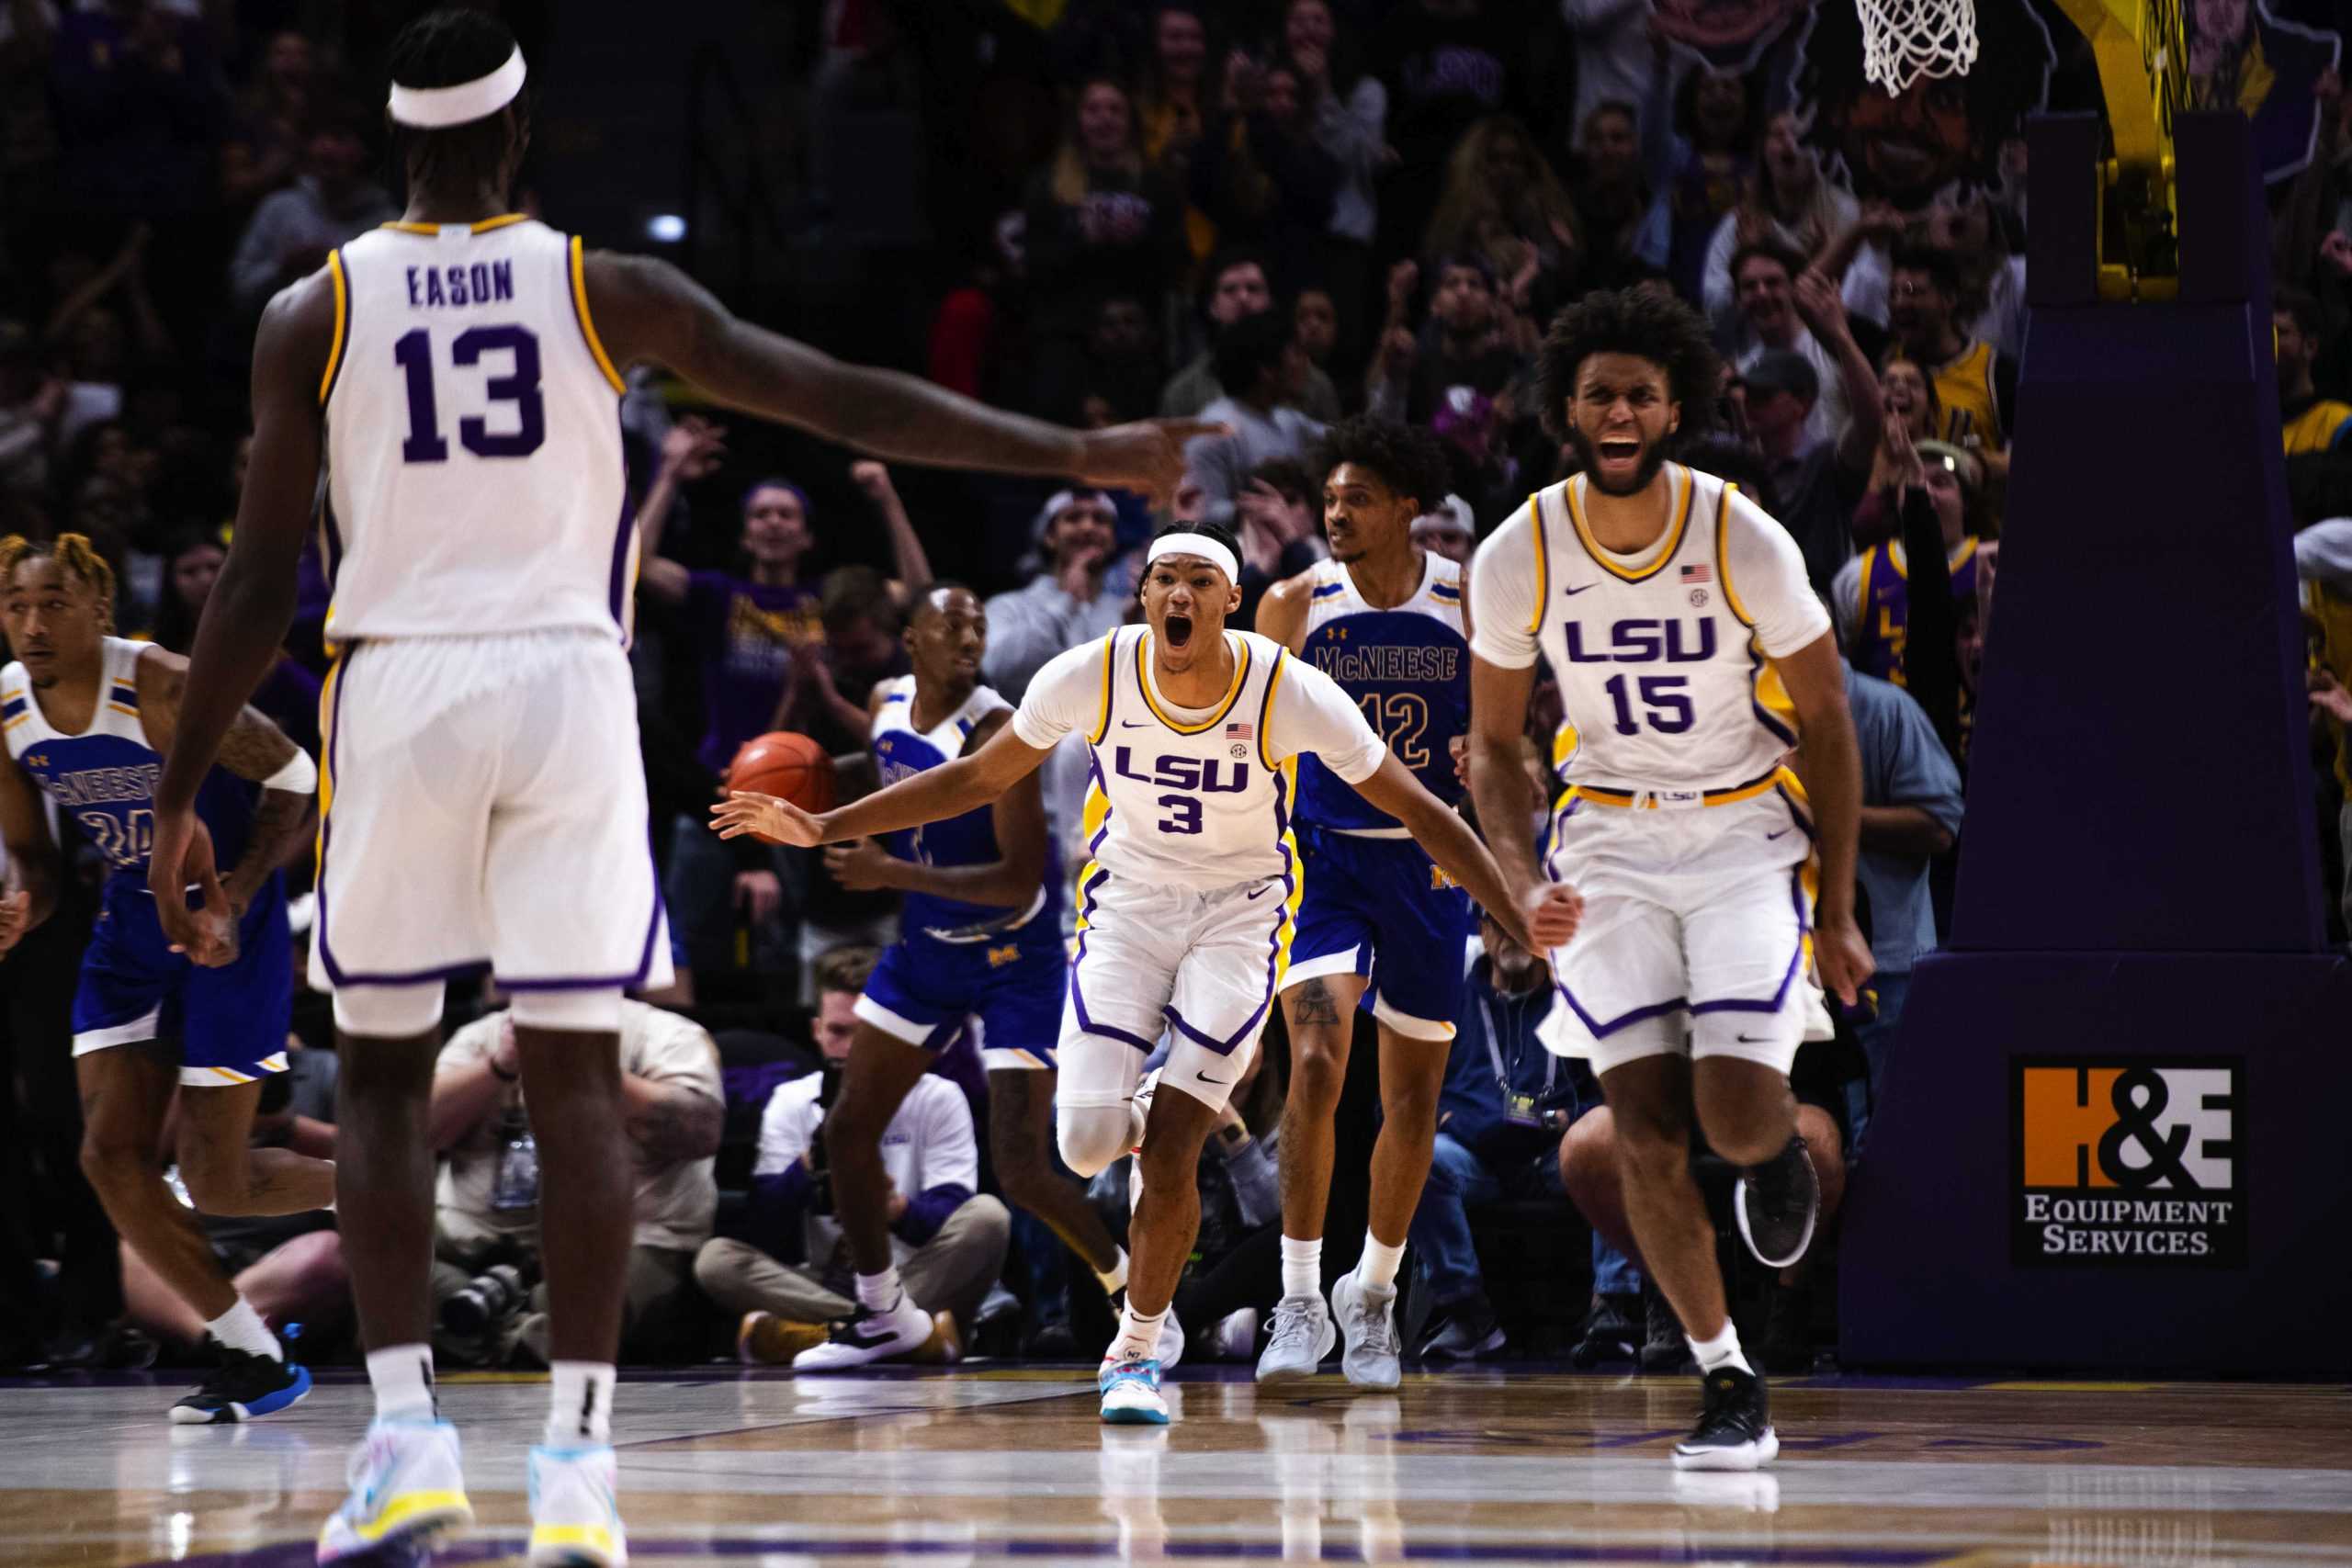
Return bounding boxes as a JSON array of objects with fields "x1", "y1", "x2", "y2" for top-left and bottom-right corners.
[
  {"x1": 1254, "y1": 1292, "x2": 1335, "y2": 1382},
  {"x1": 526, "y1": 1442, "x2": 628, "y2": 1566},
  {"x1": 1331, "y1": 1272, "x2": 1402, "y2": 1390},
  {"x1": 316, "y1": 1417, "x2": 475, "y2": 1563},
  {"x1": 1098, "y1": 1357, "x2": 1169, "y2": 1425}
]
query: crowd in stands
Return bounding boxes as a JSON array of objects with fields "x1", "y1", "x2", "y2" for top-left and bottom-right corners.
[{"x1": 1, "y1": 0, "x2": 2348, "y2": 1378}]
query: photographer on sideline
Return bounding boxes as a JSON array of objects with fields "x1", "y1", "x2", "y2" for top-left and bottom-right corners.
[
  {"x1": 427, "y1": 1003, "x2": 723, "y2": 1365},
  {"x1": 693, "y1": 946, "x2": 1010, "y2": 1365}
]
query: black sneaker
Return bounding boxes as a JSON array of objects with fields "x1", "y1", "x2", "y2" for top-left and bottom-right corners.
[
  {"x1": 1418, "y1": 1298, "x2": 1505, "y2": 1361},
  {"x1": 1735, "y1": 1136, "x2": 1820, "y2": 1269},
  {"x1": 1639, "y1": 1285, "x2": 1693, "y2": 1375},
  {"x1": 1670, "y1": 1364, "x2": 1779, "y2": 1470},
  {"x1": 168, "y1": 1345, "x2": 311, "y2": 1425},
  {"x1": 1569, "y1": 1292, "x2": 1640, "y2": 1369},
  {"x1": 1759, "y1": 1272, "x2": 1815, "y2": 1376}
]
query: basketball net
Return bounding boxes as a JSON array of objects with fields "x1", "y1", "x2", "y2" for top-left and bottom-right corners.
[{"x1": 1856, "y1": 0, "x2": 1980, "y2": 95}]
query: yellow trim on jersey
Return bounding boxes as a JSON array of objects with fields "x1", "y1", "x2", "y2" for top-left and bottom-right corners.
[
  {"x1": 379, "y1": 220, "x2": 439, "y2": 234},
  {"x1": 105, "y1": 703, "x2": 137, "y2": 719},
  {"x1": 1087, "y1": 630, "x2": 1119, "y2": 744},
  {"x1": 1524, "y1": 491, "x2": 1548, "y2": 636},
  {"x1": 379, "y1": 214, "x2": 528, "y2": 236},
  {"x1": 1881, "y1": 536, "x2": 1978, "y2": 583},
  {"x1": 1566, "y1": 467, "x2": 1692, "y2": 583},
  {"x1": 1716, "y1": 481, "x2": 1755, "y2": 628},
  {"x1": 1550, "y1": 719, "x2": 1579, "y2": 780},
  {"x1": 569, "y1": 235, "x2": 626, "y2": 393},
  {"x1": 318, "y1": 250, "x2": 349, "y2": 405},
  {"x1": 1272, "y1": 765, "x2": 1304, "y2": 982},
  {"x1": 1565, "y1": 763, "x2": 1797, "y2": 810},
  {"x1": 1256, "y1": 650, "x2": 1286, "y2": 771},
  {"x1": 1134, "y1": 631, "x2": 1251, "y2": 734},
  {"x1": 314, "y1": 655, "x2": 341, "y2": 868},
  {"x1": 470, "y1": 212, "x2": 529, "y2": 232}
]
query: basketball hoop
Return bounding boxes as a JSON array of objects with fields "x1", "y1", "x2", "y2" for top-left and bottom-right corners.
[{"x1": 1855, "y1": 0, "x2": 1979, "y2": 96}]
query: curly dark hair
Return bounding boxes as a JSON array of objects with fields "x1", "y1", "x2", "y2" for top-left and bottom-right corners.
[
  {"x1": 388, "y1": 8, "x2": 531, "y2": 196},
  {"x1": 1310, "y1": 417, "x2": 1452, "y2": 516},
  {"x1": 1531, "y1": 288, "x2": 1721, "y2": 443}
]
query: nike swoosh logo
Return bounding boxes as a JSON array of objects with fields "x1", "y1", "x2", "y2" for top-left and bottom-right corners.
[
  {"x1": 1120, "y1": 720, "x2": 1155, "y2": 728},
  {"x1": 1562, "y1": 583, "x2": 1599, "y2": 597},
  {"x1": 1196, "y1": 1072, "x2": 1235, "y2": 1086},
  {"x1": 1736, "y1": 1033, "x2": 1770, "y2": 1044},
  {"x1": 1766, "y1": 829, "x2": 1792, "y2": 840},
  {"x1": 1246, "y1": 885, "x2": 1272, "y2": 899}
]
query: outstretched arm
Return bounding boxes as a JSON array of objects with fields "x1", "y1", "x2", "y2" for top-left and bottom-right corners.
[
  {"x1": 822, "y1": 713, "x2": 1049, "y2": 908},
  {"x1": 1348, "y1": 754, "x2": 1577, "y2": 954},
  {"x1": 148, "y1": 269, "x2": 332, "y2": 953},
  {"x1": 713, "y1": 719, "x2": 1053, "y2": 850},
  {"x1": 583, "y1": 252, "x2": 1220, "y2": 504}
]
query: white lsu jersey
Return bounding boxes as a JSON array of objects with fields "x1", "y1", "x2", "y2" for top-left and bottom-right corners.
[
  {"x1": 320, "y1": 216, "x2": 633, "y2": 646},
  {"x1": 1010, "y1": 626, "x2": 1387, "y2": 893},
  {"x1": 1470, "y1": 464, "x2": 1831, "y2": 801}
]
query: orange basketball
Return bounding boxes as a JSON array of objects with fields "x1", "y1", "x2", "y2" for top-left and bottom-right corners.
[{"x1": 727, "y1": 731, "x2": 835, "y2": 813}]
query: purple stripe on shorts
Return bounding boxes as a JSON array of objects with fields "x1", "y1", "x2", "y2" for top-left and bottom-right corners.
[
  {"x1": 1554, "y1": 984, "x2": 1690, "y2": 1039},
  {"x1": 1069, "y1": 868, "x2": 1158, "y2": 1054},
  {"x1": 1685, "y1": 869, "x2": 1810, "y2": 1016}
]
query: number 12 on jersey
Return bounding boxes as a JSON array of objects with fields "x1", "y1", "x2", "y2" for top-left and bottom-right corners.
[{"x1": 394, "y1": 324, "x2": 545, "y2": 463}]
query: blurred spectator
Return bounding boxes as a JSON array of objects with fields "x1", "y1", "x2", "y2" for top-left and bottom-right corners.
[
  {"x1": 1563, "y1": 102, "x2": 1655, "y2": 294},
  {"x1": 1563, "y1": 0, "x2": 1657, "y2": 149},
  {"x1": 1408, "y1": 908, "x2": 1630, "y2": 1361},
  {"x1": 1374, "y1": 0, "x2": 1520, "y2": 264},
  {"x1": 1161, "y1": 249, "x2": 1343, "y2": 420},
  {"x1": 1886, "y1": 245, "x2": 2014, "y2": 458},
  {"x1": 1232, "y1": 455, "x2": 1329, "y2": 629},
  {"x1": 1410, "y1": 493, "x2": 1476, "y2": 563},
  {"x1": 227, "y1": 120, "x2": 394, "y2": 313},
  {"x1": 1023, "y1": 78, "x2": 1187, "y2": 415},
  {"x1": 1184, "y1": 310, "x2": 1325, "y2": 528},
  {"x1": 428, "y1": 1004, "x2": 722, "y2": 1366},
  {"x1": 49, "y1": 0, "x2": 223, "y2": 225},
  {"x1": 694, "y1": 946, "x2": 1008, "y2": 1361},
  {"x1": 1702, "y1": 113, "x2": 1858, "y2": 350},
  {"x1": 1421, "y1": 117, "x2": 1579, "y2": 311},
  {"x1": 220, "y1": 29, "x2": 316, "y2": 211},
  {"x1": 1864, "y1": 355, "x2": 1942, "y2": 498},
  {"x1": 1136, "y1": 3, "x2": 1219, "y2": 262},
  {"x1": 47, "y1": 228, "x2": 173, "y2": 451},
  {"x1": 119, "y1": 1041, "x2": 345, "y2": 1356},
  {"x1": 1928, "y1": 189, "x2": 2027, "y2": 365},
  {"x1": 1840, "y1": 666, "x2": 1963, "y2": 1157},
  {"x1": 2295, "y1": 518, "x2": 2352, "y2": 933},
  {"x1": 0, "y1": 321, "x2": 64, "y2": 500},
  {"x1": 1834, "y1": 432, "x2": 1981, "y2": 759},
  {"x1": 1741, "y1": 267, "x2": 1882, "y2": 594},
  {"x1": 1285, "y1": 0, "x2": 1386, "y2": 359},
  {"x1": 1190, "y1": 52, "x2": 1340, "y2": 292},
  {"x1": 1731, "y1": 242, "x2": 1850, "y2": 447},
  {"x1": 150, "y1": 526, "x2": 320, "y2": 756},
  {"x1": 1368, "y1": 256, "x2": 1525, "y2": 426},
  {"x1": 1642, "y1": 66, "x2": 1758, "y2": 304},
  {"x1": 926, "y1": 220, "x2": 1027, "y2": 406},
  {"x1": 1294, "y1": 286, "x2": 1340, "y2": 389},
  {"x1": 2278, "y1": 286, "x2": 2352, "y2": 454},
  {"x1": 1057, "y1": 293, "x2": 1163, "y2": 428}
]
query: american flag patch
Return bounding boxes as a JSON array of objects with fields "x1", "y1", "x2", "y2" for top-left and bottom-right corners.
[
  {"x1": 1680, "y1": 563, "x2": 1713, "y2": 583},
  {"x1": 1226, "y1": 721, "x2": 1254, "y2": 741}
]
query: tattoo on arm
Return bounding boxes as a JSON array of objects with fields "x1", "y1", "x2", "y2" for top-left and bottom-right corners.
[
  {"x1": 214, "y1": 706, "x2": 299, "y2": 784},
  {"x1": 1292, "y1": 978, "x2": 1342, "y2": 1027}
]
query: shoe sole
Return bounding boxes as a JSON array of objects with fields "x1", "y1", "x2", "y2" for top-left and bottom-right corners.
[
  {"x1": 1733, "y1": 1154, "x2": 1820, "y2": 1269},
  {"x1": 168, "y1": 1362, "x2": 312, "y2": 1425},
  {"x1": 320, "y1": 1495, "x2": 477, "y2": 1562},
  {"x1": 1671, "y1": 1427, "x2": 1780, "y2": 1471},
  {"x1": 526, "y1": 1521, "x2": 626, "y2": 1566},
  {"x1": 1101, "y1": 1402, "x2": 1170, "y2": 1426}
]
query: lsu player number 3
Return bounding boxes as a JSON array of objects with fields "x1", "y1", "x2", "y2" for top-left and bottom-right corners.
[
  {"x1": 1466, "y1": 289, "x2": 1873, "y2": 1473},
  {"x1": 717, "y1": 520, "x2": 1577, "y2": 1427}
]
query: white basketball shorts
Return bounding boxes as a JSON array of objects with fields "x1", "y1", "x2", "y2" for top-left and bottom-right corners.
[
  {"x1": 1535, "y1": 780, "x2": 1819, "y2": 1078},
  {"x1": 312, "y1": 629, "x2": 673, "y2": 1032},
  {"x1": 1056, "y1": 863, "x2": 1297, "y2": 1117}
]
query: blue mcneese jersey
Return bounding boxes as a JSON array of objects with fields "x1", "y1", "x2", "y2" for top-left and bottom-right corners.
[
  {"x1": 869, "y1": 675, "x2": 1060, "y2": 937},
  {"x1": 1293, "y1": 555, "x2": 1469, "y2": 832},
  {"x1": 2, "y1": 637, "x2": 266, "y2": 883}
]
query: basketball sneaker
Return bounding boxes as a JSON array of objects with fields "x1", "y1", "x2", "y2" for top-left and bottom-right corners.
[
  {"x1": 526, "y1": 1441, "x2": 627, "y2": 1566},
  {"x1": 169, "y1": 1343, "x2": 311, "y2": 1424},
  {"x1": 735, "y1": 1312, "x2": 827, "y2": 1367},
  {"x1": 1568, "y1": 1292, "x2": 1639, "y2": 1369},
  {"x1": 792, "y1": 1295, "x2": 934, "y2": 1371},
  {"x1": 1106, "y1": 1292, "x2": 1186, "y2": 1369},
  {"x1": 1419, "y1": 1296, "x2": 1507, "y2": 1362},
  {"x1": 1330, "y1": 1273, "x2": 1401, "y2": 1390},
  {"x1": 1254, "y1": 1292, "x2": 1335, "y2": 1382},
  {"x1": 1640, "y1": 1286, "x2": 1694, "y2": 1374},
  {"x1": 317, "y1": 1418, "x2": 475, "y2": 1562},
  {"x1": 1735, "y1": 1135, "x2": 1820, "y2": 1269},
  {"x1": 1670, "y1": 1366, "x2": 1779, "y2": 1471},
  {"x1": 1098, "y1": 1356, "x2": 1169, "y2": 1425}
]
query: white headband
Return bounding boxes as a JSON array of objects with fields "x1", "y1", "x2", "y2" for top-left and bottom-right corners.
[
  {"x1": 1146, "y1": 532, "x2": 1239, "y2": 583},
  {"x1": 389, "y1": 46, "x2": 526, "y2": 129}
]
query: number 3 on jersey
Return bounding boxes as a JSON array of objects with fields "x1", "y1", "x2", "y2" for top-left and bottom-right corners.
[{"x1": 394, "y1": 324, "x2": 545, "y2": 463}]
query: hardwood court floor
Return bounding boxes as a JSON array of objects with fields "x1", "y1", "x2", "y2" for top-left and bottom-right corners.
[{"x1": 0, "y1": 1365, "x2": 2344, "y2": 1566}]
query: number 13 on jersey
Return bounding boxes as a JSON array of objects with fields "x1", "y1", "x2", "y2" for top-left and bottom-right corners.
[{"x1": 393, "y1": 324, "x2": 544, "y2": 463}]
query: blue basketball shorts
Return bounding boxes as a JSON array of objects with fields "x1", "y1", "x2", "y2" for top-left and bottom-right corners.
[
  {"x1": 854, "y1": 922, "x2": 1067, "y2": 1070},
  {"x1": 1280, "y1": 825, "x2": 1473, "y2": 1042},
  {"x1": 72, "y1": 873, "x2": 293, "y2": 1087}
]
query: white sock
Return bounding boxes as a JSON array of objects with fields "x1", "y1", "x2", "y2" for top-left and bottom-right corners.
[
  {"x1": 1111, "y1": 1302, "x2": 1167, "y2": 1363},
  {"x1": 1354, "y1": 1233, "x2": 1406, "y2": 1292},
  {"x1": 547, "y1": 1360, "x2": 615, "y2": 1448},
  {"x1": 366, "y1": 1344, "x2": 437, "y2": 1424},
  {"x1": 1687, "y1": 1320, "x2": 1753, "y2": 1377},
  {"x1": 854, "y1": 1267, "x2": 904, "y2": 1314},
  {"x1": 206, "y1": 1296, "x2": 279, "y2": 1360},
  {"x1": 1280, "y1": 1235, "x2": 1321, "y2": 1300},
  {"x1": 1094, "y1": 1247, "x2": 1130, "y2": 1297}
]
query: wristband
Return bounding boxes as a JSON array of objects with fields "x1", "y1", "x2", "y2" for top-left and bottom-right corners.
[{"x1": 264, "y1": 748, "x2": 319, "y2": 795}]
